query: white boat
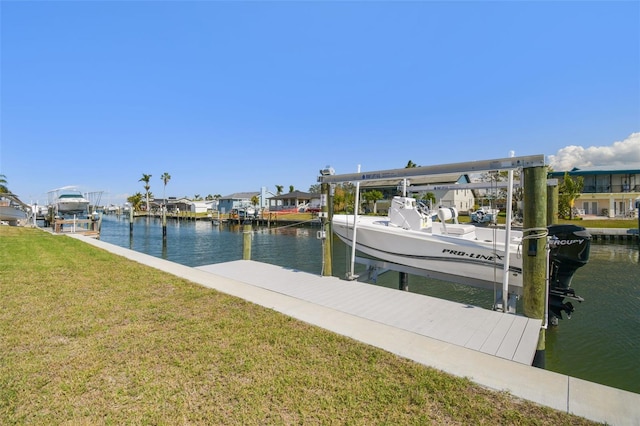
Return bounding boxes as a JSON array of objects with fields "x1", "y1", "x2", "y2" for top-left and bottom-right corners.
[
  {"x1": 334, "y1": 197, "x2": 524, "y2": 288},
  {"x1": 0, "y1": 196, "x2": 28, "y2": 224},
  {"x1": 0, "y1": 204, "x2": 26, "y2": 222},
  {"x1": 333, "y1": 195, "x2": 591, "y2": 323},
  {"x1": 55, "y1": 189, "x2": 90, "y2": 215},
  {"x1": 235, "y1": 205, "x2": 256, "y2": 219},
  {"x1": 470, "y1": 207, "x2": 500, "y2": 224}
]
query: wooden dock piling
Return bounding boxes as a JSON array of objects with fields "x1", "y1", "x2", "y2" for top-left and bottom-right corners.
[
  {"x1": 162, "y1": 210, "x2": 167, "y2": 240},
  {"x1": 523, "y1": 165, "x2": 548, "y2": 368},
  {"x1": 129, "y1": 207, "x2": 134, "y2": 236},
  {"x1": 243, "y1": 222, "x2": 252, "y2": 260},
  {"x1": 547, "y1": 183, "x2": 558, "y2": 226}
]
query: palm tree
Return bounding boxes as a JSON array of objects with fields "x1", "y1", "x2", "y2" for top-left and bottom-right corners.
[
  {"x1": 362, "y1": 190, "x2": 383, "y2": 214},
  {"x1": 559, "y1": 172, "x2": 584, "y2": 219},
  {"x1": 289, "y1": 185, "x2": 295, "y2": 193},
  {"x1": 0, "y1": 174, "x2": 8, "y2": 194},
  {"x1": 127, "y1": 192, "x2": 143, "y2": 212},
  {"x1": 139, "y1": 173, "x2": 152, "y2": 212},
  {"x1": 405, "y1": 160, "x2": 418, "y2": 168},
  {"x1": 275, "y1": 185, "x2": 283, "y2": 195},
  {"x1": 161, "y1": 172, "x2": 171, "y2": 207}
]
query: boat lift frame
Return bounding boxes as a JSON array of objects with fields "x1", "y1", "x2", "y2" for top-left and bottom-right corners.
[
  {"x1": 318, "y1": 154, "x2": 548, "y2": 314},
  {"x1": 317, "y1": 155, "x2": 545, "y2": 185}
]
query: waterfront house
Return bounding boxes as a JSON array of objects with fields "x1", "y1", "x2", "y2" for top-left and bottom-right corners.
[
  {"x1": 359, "y1": 173, "x2": 476, "y2": 214},
  {"x1": 190, "y1": 200, "x2": 213, "y2": 214},
  {"x1": 267, "y1": 190, "x2": 316, "y2": 212},
  {"x1": 549, "y1": 165, "x2": 640, "y2": 217},
  {"x1": 152, "y1": 197, "x2": 215, "y2": 214},
  {"x1": 217, "y1": 192, "x2": 260, "y2": 214}
]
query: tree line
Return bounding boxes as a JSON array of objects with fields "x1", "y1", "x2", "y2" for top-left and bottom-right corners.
[{"x1": 124, "y1": 164, "x2": 585, "y2": 219}]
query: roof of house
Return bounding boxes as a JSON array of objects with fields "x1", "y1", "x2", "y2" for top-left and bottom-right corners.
[
  {"x1": 220, "y1": 192, "x2": 260, "y2": 200},
  {"x1": 549, "y1": 164, "x2": 640, "y2": 176},
  {"x1": 268, "y1": 190, "x2": 314, "y2": 200}
]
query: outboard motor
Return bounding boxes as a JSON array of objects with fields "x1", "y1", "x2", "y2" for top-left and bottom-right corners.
[{"x1": 547, "y1": 224, "x2": 591, "y2": 325}]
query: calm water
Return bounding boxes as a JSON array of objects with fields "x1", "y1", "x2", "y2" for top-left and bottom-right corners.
[{"x1": 99, "y1": 215, "x2": 640, "y2": 394}]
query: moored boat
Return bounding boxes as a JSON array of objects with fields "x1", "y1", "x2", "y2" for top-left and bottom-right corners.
[
  {"x1": 52, "y1": 188, "x2": 90, "y2": 215},
  {"x1": 470, "y1": 206, "x2": 500, "y2": 223},
  {"x1": 333, "y1": 195, "x2": 591, "y2": 324},
  {"x1": 0, "y1": 194, "x2": 29, "y2": 225}
]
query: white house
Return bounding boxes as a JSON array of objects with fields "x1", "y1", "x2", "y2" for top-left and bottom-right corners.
[
  {"x1": 359, "y1": 173, "x2": 476, "y2": 214},
  {"x1": 549, "y1": 165, "x2": 640, "y2": 218},
  {"x1": 190, "y1": 200, "x2": 213, "y2": 214}
]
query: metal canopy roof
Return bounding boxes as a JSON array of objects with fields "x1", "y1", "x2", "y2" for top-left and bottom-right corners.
[{"x1": 317, "y1": 154, "x2": 545, "y2": 184}]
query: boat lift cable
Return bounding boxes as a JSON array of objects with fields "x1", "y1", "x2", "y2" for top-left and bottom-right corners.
[{"x1": 543, "y1": 242, "x2": 551, "y2": 330}]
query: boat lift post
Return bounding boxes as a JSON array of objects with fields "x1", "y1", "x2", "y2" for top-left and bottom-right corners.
[
  {"x1": 499, "y1": 151, "x2": 515, "y2": 313},
  {"x1": 523, "y1": 165, "x2": 549, "y2": 368},
  {"x1": 400, "y1": 178, "x2": 410, "y2": 291},
  {"x1": 319, "y1": 167, "x2": 335, "y2": 277},
  {"x1": 547, "y1": 183, "x2": 559, "y2": 225},
  {"x1": 348, "y1": 165, "x2": 361, "y2": 280}
]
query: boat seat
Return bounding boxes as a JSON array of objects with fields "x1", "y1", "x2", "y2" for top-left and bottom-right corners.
[{"x1": 443, "y1": 224, "x2": 476, "y2": 236}]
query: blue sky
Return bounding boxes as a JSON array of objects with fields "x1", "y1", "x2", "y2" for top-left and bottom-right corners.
[{"x1": 1, "y1": 1, "x2": 638, "y2": 205}]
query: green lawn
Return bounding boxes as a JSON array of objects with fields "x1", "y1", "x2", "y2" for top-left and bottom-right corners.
[
  {"x1": 0, "y1": 227, "x2": 597, "y2": 425},
  {"x1": 456, "y1": 213, "x2": 637, "y2": 229}
]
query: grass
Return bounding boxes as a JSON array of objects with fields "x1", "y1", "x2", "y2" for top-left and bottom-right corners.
[
  {"x1": 0, "y1": 226, "x2": 599, "y2": 425},
  {"x1": 455, "y1": 213, "x2": 637, "y2": 229}
]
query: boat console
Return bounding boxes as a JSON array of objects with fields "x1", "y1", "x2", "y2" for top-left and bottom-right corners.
[{"x1": 389, "y1": 196, "x2": 432, "y2": 230}]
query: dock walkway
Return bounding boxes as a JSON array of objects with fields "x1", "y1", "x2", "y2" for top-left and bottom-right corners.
[
  {"x1": 72, "y1": 235, "x2": 640, "y2": 425},
  {"x1": 197, "y1": 261, "x2": 541, "y2": 365}
]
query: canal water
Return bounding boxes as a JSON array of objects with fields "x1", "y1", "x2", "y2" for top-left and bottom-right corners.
[{"x1": 99, "y1": 215, "x2": 640, "y2": 394}]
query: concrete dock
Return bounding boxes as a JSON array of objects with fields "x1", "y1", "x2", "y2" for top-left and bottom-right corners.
[
  {"x1": 72, "y1": 234, "x2": 640, "y2": 425},
  {"x1": 586, "y1": 227, "x2": 639, "y2": 241}
]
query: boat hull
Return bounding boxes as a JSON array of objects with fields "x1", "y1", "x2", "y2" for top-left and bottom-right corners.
[
  {"x1": 0, "y1": 205, "x2": 27, "y2": 223},
  {"x1": 333, "y1": 215, "x2": 524, "y2": 292},
  {"x1": 57, "y1": 201, "x2": 90, "y2": 214},
  {"x1": 55, "y1": 193, "x2": 89, "y2": 215}
]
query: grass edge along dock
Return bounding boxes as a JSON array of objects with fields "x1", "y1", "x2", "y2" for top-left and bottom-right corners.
[{"x1": 0, "y1": 226, "x2": 599, "y2": 425}]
